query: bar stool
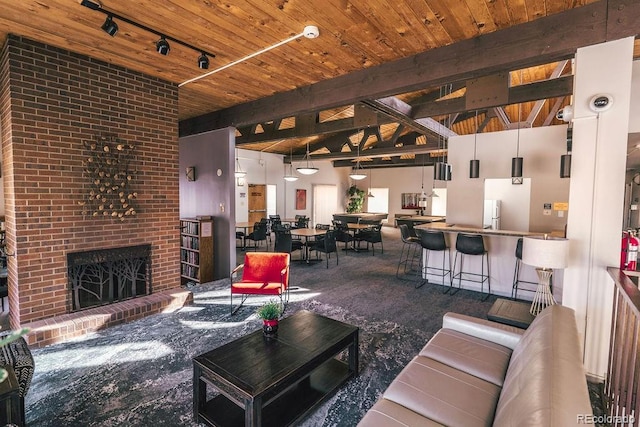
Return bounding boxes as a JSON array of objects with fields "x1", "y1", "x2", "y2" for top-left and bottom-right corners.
[
  {"x1": 452, "y1": 233, "x2": 491, "y2": 300},
  {"x1": 512, "y1": 237, "x2": 547, "y2": 300},
  {"x1": 416, "y1": 229, "x2": 451, "y2": 291},
  {"x1": 396, "y1": 224, "x2": 421, "y2": 279}
]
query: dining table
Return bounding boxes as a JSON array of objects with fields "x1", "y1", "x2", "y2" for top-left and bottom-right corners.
[
  {"x1": 290, "y1": 228, "x2": 326, "y2": 264},
  {"x1": 345, "y1": 223, "x2": 372, "y2": 252},
  {"x1": 235, "y1": 221, "x2": 254, "y2": 250}
]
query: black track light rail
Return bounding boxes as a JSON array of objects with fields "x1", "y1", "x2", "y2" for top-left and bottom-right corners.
[{"x1": 80, "y1": 0, "x2": 216, "y2": 59}]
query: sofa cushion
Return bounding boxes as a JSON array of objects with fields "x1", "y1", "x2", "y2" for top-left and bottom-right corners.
[
  {"x1": 383, "y1": 356, "x2": 500, "y2": 427},
  {"x1": 420, "y1": 328, "x2": 512, "y2": 387},
  {"x1": 358, "y1": 399, "x2": 445, "y2": 427},
  {"x1": 493, "y1": 305, "x2": 593, "y2": 426}
]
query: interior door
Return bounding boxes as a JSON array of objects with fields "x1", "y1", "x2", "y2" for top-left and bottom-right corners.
[{"x1": 248, "y1": 184, "x2": 267, "y2": 224}]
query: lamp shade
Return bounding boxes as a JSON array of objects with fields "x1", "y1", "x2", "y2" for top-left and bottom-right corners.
[
  {"x1": 522, "y1": 236, "x2": 569, "y2": 269},
  {"x1": 511, "y1": 157, "x2": 523, "y2": 178},
  {"x1": 469, "y1": 159, "x2": 480, "y2": 178}
]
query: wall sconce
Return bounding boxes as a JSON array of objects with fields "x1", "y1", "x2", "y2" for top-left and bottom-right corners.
[{"x1": 185, "y1": 167, "x2": 196, "y2": 182}]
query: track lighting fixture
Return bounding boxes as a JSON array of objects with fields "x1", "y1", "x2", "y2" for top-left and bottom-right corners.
[
  {"x1": 101, "y1": 15, "x2": 118, "y2": 37},
  {"x1": 81, "y1": 0, "x2": 215, "y2": 67},
  {"x1": 198, "y1": 53, "x2": 209, "y2": 70},
  {"x1": 156, "y1": 37, "x2": 170, "y2": 55}
]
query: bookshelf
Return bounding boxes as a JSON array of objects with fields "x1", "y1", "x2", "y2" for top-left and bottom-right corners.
[{"x1": 180, "y1": 216, "x2": 214, "y2": 286}]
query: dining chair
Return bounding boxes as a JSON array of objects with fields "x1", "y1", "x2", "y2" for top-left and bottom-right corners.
[{"x1": 310, "y1": 229, "x2": 339, "y2": 268}]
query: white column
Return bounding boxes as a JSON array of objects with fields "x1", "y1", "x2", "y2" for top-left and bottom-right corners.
[{"x1": 563, "y1": 37, "x2": 635, "y2": 379}]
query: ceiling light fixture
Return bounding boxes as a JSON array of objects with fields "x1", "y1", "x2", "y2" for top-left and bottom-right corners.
[
  {"x1": 368, "y1": 169, "x2": 375, "y2": 198},
  {"x1": 470, "y1": 110, "x2": 480, "y2": 179},
  {"x1": 156, "y1": 36, "x2": 170, "y2": 55},
  {"x1": 296, "y1": 142, "x2": 319, "y2": 175},
  {"x1": 101, "y1": 15, "x2": 118, "y2": 37},
  {"x1": 180, "y1": 25, "x2": 320, "y2": 87},
  {"x1": 512, "y1": 70, "x2": 525, "y2": 184},
  {"x1": 234, "y1": 149, "x2": 246, "y2": 178},
  {"x1": 349, "y1": 142, "x2": 367, "y2": 180},
  {"x1": 198, "y1": 52, "x2": 210, "y2": 70},
  {"x1": 284, "y1": 146, "x2": 298, "y2": 181},
  {"x1": 81, "y1": 0, "x2": 215, "y2": 66}
]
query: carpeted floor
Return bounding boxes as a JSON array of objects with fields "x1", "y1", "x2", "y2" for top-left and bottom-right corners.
[{"x1": 24, "y1": 227, "x2": 604, "y2": 426}]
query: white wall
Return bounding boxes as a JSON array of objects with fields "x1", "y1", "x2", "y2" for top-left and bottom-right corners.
[
  {"x1": 630, "y1": 61, "x2": 640, "y2": 133},
  {"x1": 362, "y1": 165, "x2": 440, "y2": 223},
  {"x1": 234, "y1": 149, "x2": 349, "y2": 224},
  {"x1": 447, "y1": 125, "x2": 570, "y2": 233}
]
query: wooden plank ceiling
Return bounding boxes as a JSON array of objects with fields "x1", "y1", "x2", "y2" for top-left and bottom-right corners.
[{"x1": 1, "y1": 0, "x2": 638, "y2": 168}]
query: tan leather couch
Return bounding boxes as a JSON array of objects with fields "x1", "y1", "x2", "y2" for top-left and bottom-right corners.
[{"x1": 358, "y1": 305, "x2": 593, "y2": 426}]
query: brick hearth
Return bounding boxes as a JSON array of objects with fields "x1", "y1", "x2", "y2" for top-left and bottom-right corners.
[{"x1": 23, "y1": 289, "x2": 193, "y2": 348}]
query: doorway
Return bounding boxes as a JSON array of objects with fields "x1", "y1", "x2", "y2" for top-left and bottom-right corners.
[
  {"x1": 313, "y1": 185, "x2": 338, "y2": 226},
  {"x1": 248, "y1": 184, "x2": 267, "y2": 224}
]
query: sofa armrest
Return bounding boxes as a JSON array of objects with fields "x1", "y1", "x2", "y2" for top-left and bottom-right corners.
[{"x1": 442, "y1": 312, "x2": 525, "y2": 350}]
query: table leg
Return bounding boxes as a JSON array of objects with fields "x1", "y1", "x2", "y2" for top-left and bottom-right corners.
[
  {"x1": 245, "y1": 396, "x2": 262, "y2": 427},
  {"x1": 193, "y1": 366, "x2": 206, "y2": 422},
  {"x1": 349, "y1": 332, "x2": 359, "y2": 375}
]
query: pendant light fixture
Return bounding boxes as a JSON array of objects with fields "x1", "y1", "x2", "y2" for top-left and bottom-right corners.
[
  {"x1": 368, "y1": 169, "x2": 375, "y2": 198},
  {"x1": 560, "y1": 127, "x2": 572, "y2": 178},
  {"x1": 349, "y1": 142, "x2": 367, "y2": 180},
  {"x1": 283, "y1": 146, "x2": 298, "y2": 181},
  {"x1": 234, "y1": 149, "x2": 246, "y2": 178},
  {"x1": 512, "y1": 71, "x2": 524, "y2": 184},
  {"x1": 470, "y1": 110, "x2": 480, "y2": 179},
  {"x1": 419, "y1": 156, "x2": 428, "y2": 207},
  {"x1": 434, "y1": 85, "x2": 452, "y2": 181},
  {"x1": 296, "y1": 141, "x2": 319, "y2": 175}
]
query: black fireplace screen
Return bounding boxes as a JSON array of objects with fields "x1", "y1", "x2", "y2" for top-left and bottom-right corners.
[{"x1": 67, "y1": 244, "x2": 151, "y2": 311}]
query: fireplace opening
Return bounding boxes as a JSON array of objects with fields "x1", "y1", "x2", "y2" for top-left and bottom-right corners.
[{"x1": 67, "y1": 244, "x2": 151, "y2": 312}]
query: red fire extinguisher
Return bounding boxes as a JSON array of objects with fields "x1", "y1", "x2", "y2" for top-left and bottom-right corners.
[{"x1": 621, "y1": 231, "x2": 639, "y2": 271}]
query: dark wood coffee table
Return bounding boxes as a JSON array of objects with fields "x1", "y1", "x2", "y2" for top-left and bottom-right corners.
[
  {"x1": 487, "y1": 298, "x2": 535, "y2": 329},
  {"x1": 193, "y1": 310, "x2": 359, "y2": 427}
]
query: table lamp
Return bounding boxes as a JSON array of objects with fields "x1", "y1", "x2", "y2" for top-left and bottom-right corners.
[{"x1": 522, "y1": 235, "x2": 569, "y2": 316}]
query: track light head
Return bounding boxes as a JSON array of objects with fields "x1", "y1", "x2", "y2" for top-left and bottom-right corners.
[
  {"x1": 156, "y1": 37, "x2": 170, "y2": 55},
  {"x1": 198, "y1": 52, "x2": 209, "y2": 69},
  {"x1": 101, "y1": 15, "x2": 118, "y2": 37}
]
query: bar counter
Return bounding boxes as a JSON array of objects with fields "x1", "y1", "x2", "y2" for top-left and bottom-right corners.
[
  {"x1": 416, "y1": 222, "x2": 541, "y2": 237},
  {"x1": 413, "y1": 223, "x2": 563, "y2": 301}
]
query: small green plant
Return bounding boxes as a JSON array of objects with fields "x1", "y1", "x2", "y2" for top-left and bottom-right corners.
[
  {"x1": 256, "y1": 301, "x2": 282, "y2": 320},
  {"x1": 0, "y1": 327, "x2": 29, "y2": 383}
]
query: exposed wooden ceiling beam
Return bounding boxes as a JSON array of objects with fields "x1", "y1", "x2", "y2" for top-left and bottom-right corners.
[
  {"x1": 333, "y1": 154, "x2": 437, "y2": 169},
  {"x1": 289, "y1": 141, "x2": 440, "y2": 162},
  {"x1": 411, "y1": 75, "x2": 574, "y2": 119},
  {"x1": 179, "y1": 0, "x2": 633, "y2": 136},
  {"x1": 362, "y1": 97, "x2": 457, "y2": 139}
]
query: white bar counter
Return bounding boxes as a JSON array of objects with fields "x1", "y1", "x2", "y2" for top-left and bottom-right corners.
[{"x1": 414, "y1": 223, "x2": 564, "y2": 301}]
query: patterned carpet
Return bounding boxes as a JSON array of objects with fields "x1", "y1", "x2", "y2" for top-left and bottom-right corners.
[{"x1": 23, "y1": 227, "x2": 603, "y2": 426}]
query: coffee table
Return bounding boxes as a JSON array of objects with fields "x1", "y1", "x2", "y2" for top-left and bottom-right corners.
[
  {"x1": 487, "y1": 298, "x2": 535, "y2": 329},
  {"x1": 193, "y1": 310, "x2": 359, "y2": 427}
]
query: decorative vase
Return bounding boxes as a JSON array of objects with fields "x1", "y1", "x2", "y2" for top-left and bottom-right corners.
[{"x1": 263, "y1": 319, "x2": 279, "y2": 336}]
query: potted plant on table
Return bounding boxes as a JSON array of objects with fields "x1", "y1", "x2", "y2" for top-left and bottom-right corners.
[{"x1": 256, "y1": 301, "x2": 282, "y2": 337}]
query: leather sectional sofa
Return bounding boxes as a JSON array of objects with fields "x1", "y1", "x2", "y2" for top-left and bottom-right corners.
[{"x1": 358, "y1": 305, "x2": 593, "y2": 426}]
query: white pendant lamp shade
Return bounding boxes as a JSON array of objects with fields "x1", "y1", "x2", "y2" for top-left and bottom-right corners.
[
  {"x1": 284, "y1": 163, "x2": 298, "y2": 181},
  {"x1": 350, "y1": 143, "x2": 366, "y2": 180},
  {"x1": 296, "y1": 142, "x2": 318, "y2": 175},
  {"x1": 234, "y1": 153, "x2": 246, "y2": 178}
]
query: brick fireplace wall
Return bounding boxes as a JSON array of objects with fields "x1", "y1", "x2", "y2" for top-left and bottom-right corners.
[{"x1": 0, "y1": 35, "x2": 182, "y2": 333}]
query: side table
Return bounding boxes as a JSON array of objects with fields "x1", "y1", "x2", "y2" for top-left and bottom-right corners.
[
  {"x1": 0, "y1": 365, "x2": 23, "y2": 426},
  {"x1": 487, "y1": 298, "x2": 535, "y2": 329}
]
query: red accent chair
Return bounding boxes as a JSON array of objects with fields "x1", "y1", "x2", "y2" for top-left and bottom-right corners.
[{"x1": 230, "y1": 252, "x2": 290, "y2": 315}]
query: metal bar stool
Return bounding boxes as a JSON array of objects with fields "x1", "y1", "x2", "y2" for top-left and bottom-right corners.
[
  {"x1": 452, "y1": 233, "x2": 491, "y2": 300},
  {"x1": 396, "y1": 224, "x2": 421, "y2": 279},
  {"x1": 512, "y1": 237, "x2": 549, "y2": 300},
  {"x1": 416, "y1": 228, "x2": 451, "y2": 291}
]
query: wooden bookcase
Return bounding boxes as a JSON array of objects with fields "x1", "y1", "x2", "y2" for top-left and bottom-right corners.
[{"x1": 180, "y1": 217, "x2": 214, "y2": 286}]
